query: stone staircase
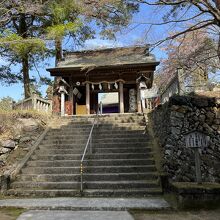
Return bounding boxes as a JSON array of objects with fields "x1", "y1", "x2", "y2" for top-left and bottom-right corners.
[{"x1": 7, "y1": 113, "x2": 162, "y2": 197}]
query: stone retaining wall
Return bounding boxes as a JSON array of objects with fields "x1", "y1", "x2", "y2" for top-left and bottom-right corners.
[{"x1": 149, "y1": 95, "x2": 220, "y2": 182}]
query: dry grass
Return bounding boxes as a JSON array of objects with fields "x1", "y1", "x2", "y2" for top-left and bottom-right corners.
[
  {"x1": 0, "y1": 207, "x2": 25, "y2": 220},
  {"x1": 0, "y1": 110, "x2": 53, "y2": 175},
  {"x1": 0, "y1": 109, "x2": 51, "y2": 140}
]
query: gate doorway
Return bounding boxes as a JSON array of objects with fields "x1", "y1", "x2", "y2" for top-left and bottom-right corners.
[{"x1": 98, "y1": 92, "x2": 119, "y2": 114}]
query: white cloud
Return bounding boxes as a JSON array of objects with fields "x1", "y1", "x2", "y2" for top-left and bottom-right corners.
[
  {"x1": 83, "y1": 38, "x2": 123, "y2": 50},
  {"x1": 0, "y1": 57, "x2": 9, "y2": 66}
]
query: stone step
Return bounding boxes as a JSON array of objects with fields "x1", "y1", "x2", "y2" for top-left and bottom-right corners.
[
  {"x1": 93, "y1": 147, "x2": 151, "y2": 154},
  {"x1": 52, "y1": 122, "x2": 145, "y2": 127},
  {"x1": 94, "y1": 133, "x2": 148, "y2": 138},
  {"x1": 21, "y1": 165, "x2": 155, "y2": 174},
  {"x1": 26, "y1": 158, "x2": 154, "y2": 167},
  {"x1": 37, "y1": 143, "x2": 151, "y2": 149},
  {"x1": 31, "y1": 154, "x2": 82, "y2": 161},
  {"x1": 0, "y1": 197, "x2": 170, "y2": 211},
  {"x1": 16, "y1": 172, "x2": 158, "y2": 182},
  {"x1": 37, "y1": 145, "x2": 85, "y2": 149},
  {"x1": 63, "y1": 118, "x2": 144, "y2": 122},
  {"x1": 60, "y1": 116, "x2": 144, "y2": 123},
  {"x1": 88, "y1": 152, "x2": 153, "y2": 159},
  {"x1": 97, "y1": 120, "x2": 144, "y2": 124},
  {"x1": 50, "y1": 127, "x2": 94, "y2": 131},
  {"x1": 48, "y1": 126, "x2": 146, "y2": 131},
  {"x1": 7, "y1": 188, "x2": 162, "y2": 197},
  {"x1": 67, "y1": 113, "x2": 144, "y2": 118},
  {"x1": 94, "y1": 128, "x2": 146, "y2": 132},
  {"x1": 48, "y1": 129, "x2": 146, "y2": 135},
  {"x1": 47, "y1": 131, "x2": 146, "y2": 137},
  {"x1": 58, "y1": 122, "x2": 93, "y2": 125},
  {"x1": 40, "y1": 138, "x2": 150, "y2": 145},
  {"x1": 38, "y1": 142, "x2": 150, "y2": 148},
  {"x1": 50, "y1": 126, "x2": 91, "y2": 129},
  {"x1": 96, "y1": 124, "x2": 146, "y2": 128},
  {"x1": 33, "y1": 153, "x2": 153, "y2": 160},
  {"x1": 11, "y1": 180, "x2": 160, "y2": 190},
  {"x1": 35, "y1": 147, "x2": 152, "y2": 156},
  {"x1": 92, "y1": 140, "x2": 149, "y2": 144},
  {"x1": 35, "y1": 149, "x2": 86, "y2": 154},
  {"x1": 44, "y1": 134, "x2": 149, "y2": 140},
  {"x1": 97, "y1": 121, "x2": 145, "y2": 124},
  {"x1": 47, "y1": 131, "x2": 92, "y2": 135},
  {"x1": 41, "y1": 140, "x2": 88, "y2": 144},
  {"x1": 64, "y1": 118, "x2": 145, "y2": 122},
  {"x1": 35, "y1": 147, "x2": 151, "y2": 155},
  {"x1": 6, "y1": 113, "x2": 163, "y2": 198},
  {"x1": 52, "y1": 125, "x2": 146, "y2": 130},
  {"x1": 52, "y1": 121, "x2": 145, "y2": 128}
]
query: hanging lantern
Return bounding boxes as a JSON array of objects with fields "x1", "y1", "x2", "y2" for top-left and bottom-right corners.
[
  {"x1": 91, "y1": 83, "x2": 94, "y2": 90},
  {"x1": 114, "y1": 82, "x2": 118, "y2": 89},
  {"x1": 139, "y1": 81, "x2": 147, "y2": 90},
  {"x1": 99, "y1": 83, "x2": 102, "y2": 90},
  {"x1": 108, "y1": 83, "x2": 111, "y2": 90}
]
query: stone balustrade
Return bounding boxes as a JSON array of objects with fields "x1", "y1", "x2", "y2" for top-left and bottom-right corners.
[
  {"x1": 144, "y1": 98, "x2": 154, "y2": 111},
  {"x1": 13, "y1": 95, "x2": 52, "y2": 113}
]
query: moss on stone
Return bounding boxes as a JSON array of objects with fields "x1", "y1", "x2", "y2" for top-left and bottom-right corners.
[
  {"x1": 0, "y1": 207, "x2": 25, "y2": 219},
  {"x1": 172, "y1": 182, "x2": 220, "y2": 189}
]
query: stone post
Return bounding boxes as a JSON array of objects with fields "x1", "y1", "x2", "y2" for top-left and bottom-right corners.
[
  {"x1": 140, "y1": 89, "x2": 146, "y2": 109},
  {"x1": 32, "y1": 94, "x2": 37, "y2": 110}
]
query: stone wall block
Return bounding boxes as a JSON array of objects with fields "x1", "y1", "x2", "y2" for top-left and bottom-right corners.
[
  {"x1": 0, "y1": 140, "x2": 16, "y2": 149},
  {"x1": 149, "y1": 95, "x2": 220, "y2": 183},
  {"x1": 198, "y1": 114, "x2": 206, "y2": 122}
]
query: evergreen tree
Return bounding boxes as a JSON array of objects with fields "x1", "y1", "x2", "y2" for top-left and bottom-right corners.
[
  {"x1": 0, "y1": 0, "x2": 138, "y2": 99},
  {"x1": 0, "y1": 0, "x2": 47, "y2": 98}
]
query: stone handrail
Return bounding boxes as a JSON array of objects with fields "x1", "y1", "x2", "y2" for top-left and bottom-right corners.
[
  {"x1": 145, "y1": 98, "x2": 154, "y2": 111},
  {"x1": 13, "y1": 95, "x2": 52, "y2": 113},
  {"x1": 161, "y1": 75, "x2": 180, "y2": 104}
]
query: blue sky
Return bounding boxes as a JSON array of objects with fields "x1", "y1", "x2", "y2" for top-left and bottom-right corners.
[{"x1": 0, "y1": 4, "x2": 219, "y2": 101}]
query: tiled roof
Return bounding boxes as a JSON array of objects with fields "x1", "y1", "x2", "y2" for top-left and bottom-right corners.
[{"x1": 55, "y1": 46, "x2": 158, "y2": 69}]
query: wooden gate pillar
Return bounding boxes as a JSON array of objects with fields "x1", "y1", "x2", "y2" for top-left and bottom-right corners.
[
  {"x1": 86, "y1": 83, "x2": 90, "y2": 115},
  {"x1": 119, "y1": 82, "x2": 124, "y2": 113},
  {"x1": 60, "y1": 91, "x2": 65, "y2": 116},
  {"x1": 69, "y1": 77, "x2": 73, "y2": 115},
  {"x1": 137, "y1": 83, "x2": 142, "y2": 113}
]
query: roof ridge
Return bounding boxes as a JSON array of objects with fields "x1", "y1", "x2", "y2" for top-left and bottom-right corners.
[{"x1": 63, "y1": 45, "x2": 150, "y2": 56}]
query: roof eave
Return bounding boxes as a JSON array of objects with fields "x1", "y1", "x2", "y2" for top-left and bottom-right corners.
[{"x1": 47, "y1": 62, "x2": 160, "y2": 74}]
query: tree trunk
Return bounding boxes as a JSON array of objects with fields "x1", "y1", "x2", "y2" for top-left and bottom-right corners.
[
  {"x1": 22, "y1": 56, "x2": 31, "y2": 98},
  {"x1": 19, "y1": 13, "x2": 31, "y2": 98},
  {"x1": 218, "y1": 34, "x2": 220, "y2": 62},
  {"x1": 54, "y1": 38, "x2": 63, "y2": 91},
  {"x1": 53, "y1": 38, "x2": 63, "y2": 114},
  {"x1": 55, "y1": 39, "x2": 62, "y2": 66},
  {"x1": 216, "y1": 0, "x2": 220, "y2": 9}
]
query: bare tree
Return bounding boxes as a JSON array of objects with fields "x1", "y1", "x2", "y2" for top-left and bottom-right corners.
[
  {"x1": 135, "y1": 1, "x2": 220, "y2": 60},
  {"x1": 155, "y1": 29, "x2": 219, "y2": 91}
]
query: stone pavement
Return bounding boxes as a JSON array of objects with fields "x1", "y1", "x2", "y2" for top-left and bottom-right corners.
[
  {"x1": 0, "y1": 197, "x2": 170, "y2": 211},
  {"x1": 14, "y1": 208, "x2": 220, "y2": 220},
  {"x1": 132, "y1": 209, "x2": 220, "y2": 220},
  {"x1": 17, "y1": 210, "x2": 134, "y2": 220}
]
